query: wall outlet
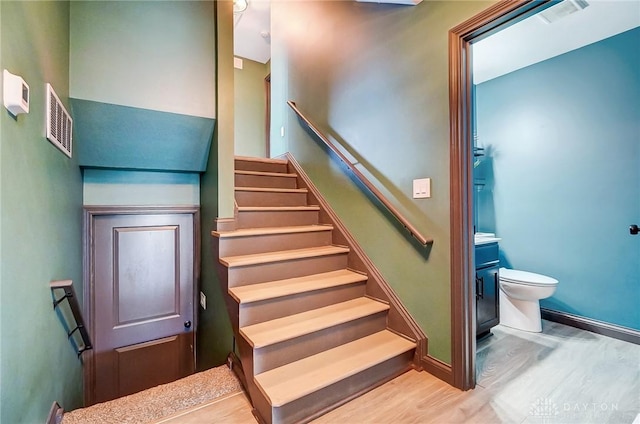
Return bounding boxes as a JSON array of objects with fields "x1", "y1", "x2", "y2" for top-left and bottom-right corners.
[
  {"x1": 413, "y1": 178, "x2": 431, "y2": 199},
  {"x1": 200, "y1": 291, "x2": 206, "y2": 310}
]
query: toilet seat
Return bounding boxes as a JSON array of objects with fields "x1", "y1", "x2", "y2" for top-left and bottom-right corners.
[{"x1": 499, "y1": 268, "x2": 558, "y2": 287}]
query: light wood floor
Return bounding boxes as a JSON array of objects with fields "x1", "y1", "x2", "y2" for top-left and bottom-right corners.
[{"x1": 160, "y1": 321, "x2": 640, "y2": 423}]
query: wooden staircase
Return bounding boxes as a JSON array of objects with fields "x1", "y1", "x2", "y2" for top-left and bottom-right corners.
[{"x1": 212, "y1": 155, "x2": 422, "y2": 424}]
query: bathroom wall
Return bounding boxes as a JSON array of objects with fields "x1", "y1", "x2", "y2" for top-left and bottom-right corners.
[
  {"x1": 475, "y1": 27, "x2": 640, "y2": 330},
  {"x1": 1, "y1": 2, "x2": 84, "y2": 421}
]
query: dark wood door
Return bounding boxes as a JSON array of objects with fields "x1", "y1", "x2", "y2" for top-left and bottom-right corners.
[{"x1": 88, "y1": 210, "x2": 196, "y2": 404}]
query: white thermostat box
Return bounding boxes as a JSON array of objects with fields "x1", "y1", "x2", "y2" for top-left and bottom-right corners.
[{"x1": 3, "y1": 69, "x2": 30, "y2": 116}]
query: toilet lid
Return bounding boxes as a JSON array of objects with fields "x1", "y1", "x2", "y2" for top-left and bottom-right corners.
[{"x1": 499, "y1": 268, "x2": 558, "y2": 286}]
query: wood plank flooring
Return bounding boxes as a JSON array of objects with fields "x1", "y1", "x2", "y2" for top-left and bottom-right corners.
[
  {"x1": 153, "y1": 392, "x2": 255, "y2": 424},
  {"x1": 169, "y1": 321, "x2": 640, "y2": 423}
]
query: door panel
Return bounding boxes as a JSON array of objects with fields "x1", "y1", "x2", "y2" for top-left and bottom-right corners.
[
  {"x1": 115, "y1": 334, "x2": 192, "y2": 398},
  {"x1": 90, "y1": 212, "x2": 196, "y2": 404},
  {"x1": 115, "y1": 226, "x2": 179, "y2": 326}
]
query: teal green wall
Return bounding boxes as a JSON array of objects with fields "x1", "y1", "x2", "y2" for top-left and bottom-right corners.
[
  {"x1": 1, "y1": 2, "x2": 84, "y2": 422},
  {"x1": 198, "y1": 122, "x2": 233, "y2": 371},
  {"x1": 271, "y1": 1, "x2": 493, "y2": 363},
  {"x1": 197, "y1": 0, "x2": 235, "y2": 371},
  {"x1": 235, "y1": 57, "x2": 269, "y2": 157},
  {"x1": 71, "y1": 99, "x2": 215, "y2": 173}
]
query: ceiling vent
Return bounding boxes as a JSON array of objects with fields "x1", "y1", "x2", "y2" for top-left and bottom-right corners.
[
  {"x1": 46, "y1": 83, "x2": 73, "y2": 158},
  {"x1": 537, "y1": 0, "x2": 589, "y2": 24}
]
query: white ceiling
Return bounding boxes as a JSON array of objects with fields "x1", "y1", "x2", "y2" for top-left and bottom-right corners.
[
  {"x1": 234, "y1": 0, "x2": 271, "y2": 64},
  {"x1": 473, "y1": 0, "x2": 640, "y2": 84},
  {"x1": 233, "y1": 0, "x2": 640, "y2": 77}
]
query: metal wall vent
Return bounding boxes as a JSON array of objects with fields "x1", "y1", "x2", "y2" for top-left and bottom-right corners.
[
  {"x1": 537, "y1": 0, "x2": 589, "y2": 24},
  {"x1": 46, "y1": 83, "x2": 73, "y2": 158}
]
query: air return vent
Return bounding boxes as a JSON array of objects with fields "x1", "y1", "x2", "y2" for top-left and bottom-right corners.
[
  {"x1": 537, "y1": 0, "x2": 589, "y2": 24},
  {"x1": 46, "y1": 83, "x2": 73, "y2": 158}
]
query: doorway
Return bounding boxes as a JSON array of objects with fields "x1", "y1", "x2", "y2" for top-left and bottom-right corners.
[
  {"x1": 449, "y1": 0, "x2": 559, "y2": 390},
  {"x1": 450, "y1": 0, "x2": 640, "y2": 389},
  {"x1": 265, "y1": 73, "x2": 271, "y2": 157},
  {"x1": 83, "y1": 206, "x2": 199, "y2": 405}
]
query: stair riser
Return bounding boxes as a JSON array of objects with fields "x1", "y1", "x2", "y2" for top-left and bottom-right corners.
[
  {"x1": 266, "y1": 351, "x2": 414, "y2": 424},
  {"x1": 238, "y1": 282, "x2": 367, "y2": 327},
  {"x1": 227, "y1": 254, "x2": 349, "y2": 287},
  {"x1": 237, "y1": 210, "x2": 319, "y2": 228},
  {"x1": 235, "y1": 191, "x2": 308, "y2": 207},
  {"x1": 250, "y1": 312, "x2": 388, "y2": 375},
  {"x1": 219, "y1": 231, "x2": 332, "y2": 257},
  {"x1": 236, "y1": 160, "x2": 288, "y2": 174},
  {"x1": 235, "y1": 174, "x2": 297, "y2": 189}
]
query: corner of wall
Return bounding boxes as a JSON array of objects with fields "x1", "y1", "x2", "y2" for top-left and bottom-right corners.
[{"x1": 1, "y1": 2, "x2": 83, "y2": 422}]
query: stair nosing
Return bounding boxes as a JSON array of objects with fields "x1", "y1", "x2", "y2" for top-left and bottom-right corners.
[
  {"x1": 240, "y1": 297, "x2": 389, "y2": 348},
  {"x1": 235, "y1": 187, "x2": 308, "y2": 194},
  {"x1": 228, "y1": 269, "x2": 367, "y2": 304},
  {"x1": 235, "y1": 155, "x2": 288, "y2": 165},
  {"x1": 235, "y1": 170, "x2": 298, "y2": 178},
  {"x1": 237, "y1": 205, "x2": 320, "y2": 212},
  {"x1": 254, "y1": 330, "x2": 415, "y2": 407},
  {"x1": 212, "y1": 224, "x2": 333, "y2": 239},
  {"x1": 220, "y1": 245, "x2": 349, "y2": 268}
]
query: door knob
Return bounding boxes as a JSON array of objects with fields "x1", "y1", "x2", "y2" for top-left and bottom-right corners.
[
  {"x1": 184, "y1": 320, "x2": 192, "y2": 329},
  {"x1": 631, "y1": 224, "x2": 639, "y2": 235}
]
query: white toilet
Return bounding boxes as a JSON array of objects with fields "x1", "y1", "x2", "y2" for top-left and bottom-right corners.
[{"x1": 499, "y1": 267, "x2": 559, "y2": 332}]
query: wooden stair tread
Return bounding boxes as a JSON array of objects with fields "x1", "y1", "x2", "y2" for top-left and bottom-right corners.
[
  {"x1": 254, "y1": 330, "x2": 415, "y2": 407},
  {"x1": 212, "y1": 224, "x2": 332, "y2": 239},
  {"x1": 235, "y1": 155, "x2": 288, "y2": 165},
  {"x1": 235, "y1": 187, "x2": 308, "y2": 193},
  {"x1": 237, "y1": 205, "x2": 320, "y2": 212},
  {"x1": 220, "y1": 245, "x2": 349, "y2": 268},
  {"x1": 235, "y1": 170, "x2": 297, "y2": 178},
  {"x1": 240, "y1": 297, "x2": 388, "y2": 348},
  {"x1": 229, "y1": 269, "x2": 367, "y2": 304}
]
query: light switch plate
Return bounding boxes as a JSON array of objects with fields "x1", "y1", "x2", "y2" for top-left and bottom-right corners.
[{"x1": 413, "y1": 178, "x2": 431, "y2": 199}]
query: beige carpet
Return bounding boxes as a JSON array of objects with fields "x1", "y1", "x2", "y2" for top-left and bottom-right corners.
[{"x1": 63, "y1": 365, "x2": 243, "y2": 424}]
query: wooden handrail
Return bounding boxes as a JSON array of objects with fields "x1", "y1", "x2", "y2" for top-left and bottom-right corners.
[{"x1": 287, "y1": 101, "x2": 432, "y2": 246}]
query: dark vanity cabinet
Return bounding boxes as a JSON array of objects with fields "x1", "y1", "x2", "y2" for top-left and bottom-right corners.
[{"x1": 475, "y1": 242, "x2": 500, "y2": 337}]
